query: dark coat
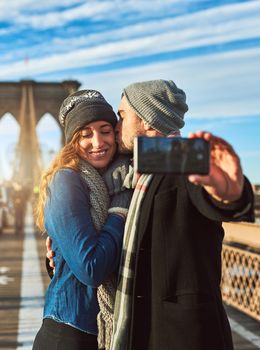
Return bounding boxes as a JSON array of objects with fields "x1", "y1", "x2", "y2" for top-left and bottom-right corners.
[{"x1": 129, "y1": 175, "x2": 254, "y2": 350}]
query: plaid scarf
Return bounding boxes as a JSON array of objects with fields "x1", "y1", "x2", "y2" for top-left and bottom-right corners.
[{"x1": 110, "y1": 173, "x2": 153, "y2": 350}]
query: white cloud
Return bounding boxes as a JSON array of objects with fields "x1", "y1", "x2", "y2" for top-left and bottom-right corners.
[
  {"x1": 0, "y1": 2, "x2": 259, "y2": 121},
  {"x1": 0, "y1": 0, "x2": 173, "y2": 28},
  {"x1": 32, "y1": 11, "x2": 260, "y2": 58},
  {"x1": 69, "y1": 46, "x2": 260, "y2": 119},
  {"x1": 2, "y1": 0, "x2": 260, "y2": 34},
  {"x1": 1, "y1": 1, "x2": 260, "y2": 80},
  {"x1": 0, "y1": 0, "x2": 83, "y2": 18},
  {"x1": 15, "y1": 2, "x2": 113, "y2": 29}
]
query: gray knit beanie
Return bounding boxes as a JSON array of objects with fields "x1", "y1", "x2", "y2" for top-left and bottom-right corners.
[
  {"x1": 59, "y1": 89, "x2": 117, "y2": 143},
  {"x1": 123, "y1": 80, "x2": 188, "y2": 135}
]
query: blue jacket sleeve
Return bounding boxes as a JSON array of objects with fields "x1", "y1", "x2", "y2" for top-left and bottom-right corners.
[{"x1": 44, "y1": 168, "x2": 125, "y2": 287}]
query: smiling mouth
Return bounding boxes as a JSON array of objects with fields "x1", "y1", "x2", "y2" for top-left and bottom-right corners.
[{"x1": 89, "y1": 150, "x2": 108, "y2": 159}]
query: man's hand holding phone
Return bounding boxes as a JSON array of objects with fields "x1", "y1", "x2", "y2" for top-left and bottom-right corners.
[
  {"x1": 188, "y1": 131, "x2": 244, "y2": 203},
  {"x1": 134, "y1": 131, "x2": 244, "y2": 204}
]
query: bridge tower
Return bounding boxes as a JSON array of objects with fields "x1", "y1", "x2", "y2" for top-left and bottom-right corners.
[{"x1": 0, "y1": 80, "x2": 80, "y2": 187}]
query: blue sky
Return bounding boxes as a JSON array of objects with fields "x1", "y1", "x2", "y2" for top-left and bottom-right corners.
[{"x1": 0, "y1": 0, "x2": 259, "y2": 184}]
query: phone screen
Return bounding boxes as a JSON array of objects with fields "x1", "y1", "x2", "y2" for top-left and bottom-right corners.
[{"x1": 134, "y1": 136, "x2": 210, "y2": 175}]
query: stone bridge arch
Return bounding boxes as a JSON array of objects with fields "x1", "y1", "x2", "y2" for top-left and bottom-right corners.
[{"x1": 0, "y1": 80, "x2": 80, "y2": 187}]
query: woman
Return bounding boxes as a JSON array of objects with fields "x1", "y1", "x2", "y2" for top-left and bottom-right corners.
[{"x1": 33, "y1": 89, "x2": 132, "y2": 350}]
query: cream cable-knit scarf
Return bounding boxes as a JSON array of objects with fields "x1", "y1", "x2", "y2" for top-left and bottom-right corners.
[{"x1": 79, "y1": 160, "x2": 116, "y2": 350}]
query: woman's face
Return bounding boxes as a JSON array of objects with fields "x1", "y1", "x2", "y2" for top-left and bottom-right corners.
[{"x1": 78, "y1": 120, "x2": 116, "y2": 170}]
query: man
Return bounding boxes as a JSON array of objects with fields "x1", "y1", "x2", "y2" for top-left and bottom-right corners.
[
  {"x1": 109, "y1": 80, "x2": 254, "y2": 350},
  {"x1": 47, "y1": 80, "x2": 254, "y2": 350}
]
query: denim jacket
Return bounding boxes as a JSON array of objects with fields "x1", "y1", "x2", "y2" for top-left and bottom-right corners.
[{"x1": 43, "y1": 168, "x2": 125, "y2": 334}]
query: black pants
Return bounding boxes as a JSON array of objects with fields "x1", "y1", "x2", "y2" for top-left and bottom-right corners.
[{"x1": 33, "y1": 319, "x2": 98, "y2": 350}]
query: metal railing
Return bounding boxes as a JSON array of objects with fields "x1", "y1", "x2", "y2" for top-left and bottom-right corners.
[{"x1": 221, "y1": 222, "x2": 260, "y2": 321}]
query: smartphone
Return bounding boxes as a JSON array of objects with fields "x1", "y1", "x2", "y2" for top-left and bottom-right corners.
[{"x1": 134, "y1": 136, "x2": 210, "y2": 175}]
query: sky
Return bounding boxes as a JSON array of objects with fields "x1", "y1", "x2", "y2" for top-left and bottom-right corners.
[{"x1": 0, "y1": 0, "x2": 259, "y2": 184}]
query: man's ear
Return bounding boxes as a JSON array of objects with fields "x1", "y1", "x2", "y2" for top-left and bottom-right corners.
[
  {"x1": 142, "y1": 120, "x2": 161, "y2": 136},
  {"x1": 143, "y1": 121, "x2": 152, "y2": 131}
]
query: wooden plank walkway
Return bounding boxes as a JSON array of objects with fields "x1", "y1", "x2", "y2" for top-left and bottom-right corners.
[{"x1": 0, "y1": 212, "x2": 259, "y2": 350}]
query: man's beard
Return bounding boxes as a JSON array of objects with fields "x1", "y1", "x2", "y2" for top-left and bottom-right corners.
[
  {"x1": 117, "y1": 142, "x2": 133, "y2": 155},
  {"x1": 116, "y1": 135, "x2": 134, "y2": 155}
]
